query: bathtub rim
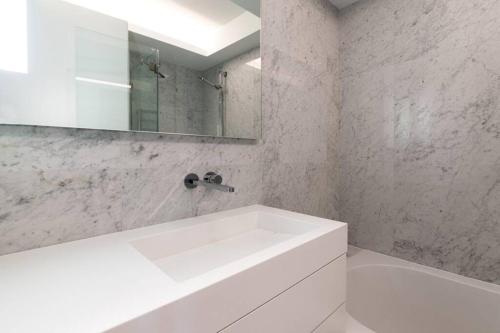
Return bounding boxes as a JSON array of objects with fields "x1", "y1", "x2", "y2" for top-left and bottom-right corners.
[{"x1": 347, "y1": 245, "x2": 500, "y2": 295}]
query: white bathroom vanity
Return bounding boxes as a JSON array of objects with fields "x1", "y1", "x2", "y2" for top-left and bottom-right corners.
[{"x1": 0, "y1": 206, "x2": 347, "y2": 333}]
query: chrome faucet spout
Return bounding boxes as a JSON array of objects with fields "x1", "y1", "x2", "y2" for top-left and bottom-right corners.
[{"x1": 195, "y1": 181, "x2": 235, "y2": 193}]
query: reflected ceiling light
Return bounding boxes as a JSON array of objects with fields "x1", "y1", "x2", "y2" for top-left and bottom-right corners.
[
  {"x1": 75, "y1": 76, "x2": 132, "y2": 89},
  {"x1": 246, "y1": 58, "x2": 261, "y2": 70},
  {"x1": 0, "y1": 0, "x2": 28, "y2": 74},
  {"x1": 62, "y1": 0, "x2": 260, "y2": 56}
]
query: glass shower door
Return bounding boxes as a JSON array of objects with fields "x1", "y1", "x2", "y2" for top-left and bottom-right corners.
[
  {"x1": 129, "y1": 41, "x2": 159, "y2": 132},
  {"x1": 75, "y1": 27, "x2": 130, "y2": 131}
]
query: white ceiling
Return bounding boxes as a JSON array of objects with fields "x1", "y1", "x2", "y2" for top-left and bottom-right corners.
[
  {"x1": 329, "y1": 0, "x2": 361, "y2": 10},
  {"x1": 230, "y1": 0, "x2": 261, "y2": 16},
  {"x1": 129, "y1": 30, "x2": 259, "y2": 71},
  {"x1": 63, "y1": 0, "x2": 260, "y2": 56},
  {"x1": 172, "y1": 0, "x2": 246, "y2": 26}
]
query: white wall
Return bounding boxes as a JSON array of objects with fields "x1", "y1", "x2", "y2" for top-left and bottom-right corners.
[{"x1": 0, "y1": 0, "x2": 130, "y2": 130}]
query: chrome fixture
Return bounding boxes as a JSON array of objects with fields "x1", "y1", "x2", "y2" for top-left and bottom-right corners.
[
  {"x1": 198, "y1": 72, "x2": 228, "y2": 136},
  {"x1": 184, "y1": 172, "x2": 235, "y2": 193},
  {"x1": 147, "y1": 62, "x2": 166, "y2": 79},
  {"x1": 199, "y1": 76, "x2": 222, "y2": 90},
  {"x1": 139, "y1": 52, "x2": 167, "y2": 79}
]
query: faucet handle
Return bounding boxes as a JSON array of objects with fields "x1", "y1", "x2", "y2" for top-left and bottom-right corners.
[
  {"x1": 184, "y1": 173, "x2": 199, "y2": 189},
  {"x1": 204, "y1": 172, "x2": 223, "y2": 185}
]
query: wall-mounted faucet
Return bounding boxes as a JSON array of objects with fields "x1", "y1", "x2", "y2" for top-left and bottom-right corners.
[{"x1": 184, "y1": 172, "x2": 235, "y2": 193}]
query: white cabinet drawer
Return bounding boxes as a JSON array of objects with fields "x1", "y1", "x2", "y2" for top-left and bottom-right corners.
[{"x1": 219, "y1": 255, "x2": 346, "y2": 333}]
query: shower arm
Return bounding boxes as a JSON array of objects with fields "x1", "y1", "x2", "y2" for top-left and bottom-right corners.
[{"x1": 199, "y1": 76, "x2": 222, "y2": 90}]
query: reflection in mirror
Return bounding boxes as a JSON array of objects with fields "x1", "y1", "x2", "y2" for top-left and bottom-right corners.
[{"x1": 0, "y1": 0, "x2": 261, "y2": 139}]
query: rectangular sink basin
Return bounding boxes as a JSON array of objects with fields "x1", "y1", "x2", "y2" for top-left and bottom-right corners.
[{"x1": 131, "y1": 208, "x2": 323, "y2": 282}]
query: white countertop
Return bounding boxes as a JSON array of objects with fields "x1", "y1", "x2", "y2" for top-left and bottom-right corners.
[
  {"x1": 1, "y1": 216, "x2": 184, "y2": 333},
  {"x1": 0, "y1": 205, "x2": 346, "y2": 333}
]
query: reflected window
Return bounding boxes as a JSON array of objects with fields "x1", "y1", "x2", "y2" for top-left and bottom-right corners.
[{"x1": 0, "y1": 0, "x2": 28, "y2": 73}]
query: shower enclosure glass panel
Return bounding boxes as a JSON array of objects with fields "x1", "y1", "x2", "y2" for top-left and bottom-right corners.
[
  {"x1": 129, "y1": 42, "x2": 159, "y2": 132},
  {"x1": 75, "y1": 28, "x2": 130, "y2": 131}
]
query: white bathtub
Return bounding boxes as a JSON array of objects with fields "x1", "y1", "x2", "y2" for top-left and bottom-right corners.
[{"x1": 346, "y1": 246, "x2": 500, "y2": 333}]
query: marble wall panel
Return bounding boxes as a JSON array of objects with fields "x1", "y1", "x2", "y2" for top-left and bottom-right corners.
[
  {"x1": 339, "y1": 0, "x2": 500, "y2": 283},
  {"x1": 261, "y1": 0, "x2": 341, "y2": 220}
]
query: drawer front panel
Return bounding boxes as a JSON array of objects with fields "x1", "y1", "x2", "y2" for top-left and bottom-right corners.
[{"x1": 220, "y1": 255, "x2": 346, "y2": 333}]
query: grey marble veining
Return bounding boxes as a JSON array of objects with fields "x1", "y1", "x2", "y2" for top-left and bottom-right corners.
[
  {"x1": 3, "y1": 0, "x2": 498, "y2": 287},
  {"x1": 0, "y1": 0, "x2": 341, "y2": 255},
  {"x1": 261, "y1": 0, "x2": 341, "y2": 220},
  {"x1": 339, "y1": 0, "x2": 500, "y2": 283},
  {"x1": 4, "y1": 0, "x2": 497, "y2": 287},
  {"x1": 157, "y1": 60, "x2": 205, "y2": 135},
  {"x1": 0, "y1": 126, "x2": 264, "y2": 254}
]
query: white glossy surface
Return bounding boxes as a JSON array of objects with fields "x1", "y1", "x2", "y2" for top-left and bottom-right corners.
[
  {"x1": 0, "y1": 205, "x2": 346, "y2": 333},
  {"x1": 132, "y1": 210, "x2": 317, "y2": 281},
  {"x1": 221, "y1": 256, "x2": 346, "y2": 333},
  {"x1": 314, "y1": 305, "x2": 347, "y2": 333},
  {"x1": 154, "y1": 229, "x2": 292, "y2": 281},
  {"x1": 347, "y1": 246, "x2": 500, "y2": 333},
  {"x1": 63, "y1": 0, "x2": 260, "y2": 56},
  {"x1": 346, "y1": 314, "x2": 375, "y2": 333}
]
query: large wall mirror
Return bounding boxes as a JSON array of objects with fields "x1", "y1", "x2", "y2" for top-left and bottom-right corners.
[{"x1": 0, "y1": 0, "x2": 261, "y2": 139}]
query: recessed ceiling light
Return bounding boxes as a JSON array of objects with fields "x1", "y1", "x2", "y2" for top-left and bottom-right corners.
[{"x1": 76, "y1": 76, "x2": 132, "y2": 89}]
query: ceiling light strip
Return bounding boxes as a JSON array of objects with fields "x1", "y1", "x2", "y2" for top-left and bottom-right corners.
[{"x1": 75, "y1": 76, "x2": 132, "y2": 89}]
